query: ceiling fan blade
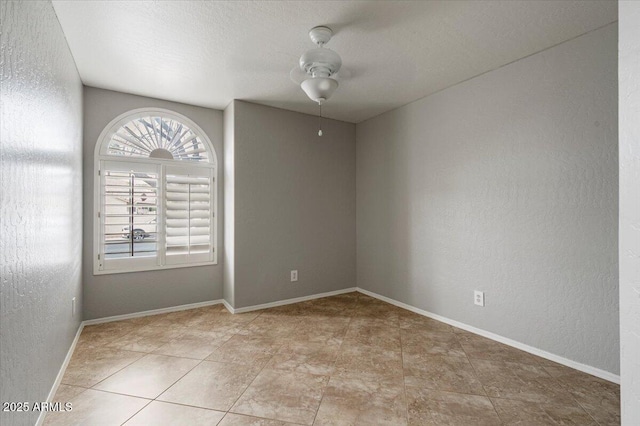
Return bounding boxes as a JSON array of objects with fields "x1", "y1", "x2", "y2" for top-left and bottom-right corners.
[
  {"x1": 335, "y1": 67, "x2": 354, "y2": 80},
  {"x1": 291, "y1": 66, "x2": 355, "y2": 84}
]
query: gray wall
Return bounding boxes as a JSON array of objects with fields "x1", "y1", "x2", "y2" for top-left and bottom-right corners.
[
  {"x1": 0, "y1": 2, "x2": 83, "y2": 425},
  {"x1": 229, "y1": 101, "x2": 356, "y2": 308},
  {"x1": 619, "y1": 2, "x2": 640, "y2": 422},
  {"x1": 356, "y1": 24, "x2": 618, "y2": 374},
  {"x1": 83, "y1": 87, "x2": 224, "y2": 319}
]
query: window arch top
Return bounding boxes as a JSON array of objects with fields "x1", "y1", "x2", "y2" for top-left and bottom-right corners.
[{"x1": 102, "y1": 110, "x2": 213, "y2": 163}]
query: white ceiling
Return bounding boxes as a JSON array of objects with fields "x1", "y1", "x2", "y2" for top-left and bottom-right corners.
[{"x1": 52, "y1": 1, "x2": 617, "y2": 123}]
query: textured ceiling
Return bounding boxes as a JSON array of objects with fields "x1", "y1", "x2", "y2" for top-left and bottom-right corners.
[{"x1": 51, "y1": 1, "x2": 617, "y2": 123}]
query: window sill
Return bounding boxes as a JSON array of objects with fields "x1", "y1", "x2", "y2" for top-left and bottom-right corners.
[{"x1": 93, "y1": 260, "x2": 218, "y2": 276}]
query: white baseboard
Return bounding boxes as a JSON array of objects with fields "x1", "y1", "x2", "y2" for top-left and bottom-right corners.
[
  {"x1": 222, "y1": 299, "x2": 235, "y2": 314},
  {"x1": 36, "y1": 322, "x2": 85, "y2": 426},
  {"x1": 83, "y1": 299, "x2": 224, "y2": 325},
  {"x1": 228, "y1": 287, "x2": 358, "y2": 314},
  {"x1": 356, "y1": 287, "x2": 620, "y2": 384}
]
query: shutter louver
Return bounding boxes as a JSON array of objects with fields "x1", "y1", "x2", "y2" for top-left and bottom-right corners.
[
  {"x1": 165, "y1": 169, "x2": 213, "y2": 264},
  {"x1": 99, "y1": 161, "x2": 159, "y2": 271}
]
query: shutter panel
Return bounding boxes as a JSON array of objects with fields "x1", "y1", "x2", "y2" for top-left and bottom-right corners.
[
  {"x1": 164, "y1": 166, "x2": 213, "y2": 264},
  {"x1": 99, "y1": 161, "x2": 159, "y2": 271}
]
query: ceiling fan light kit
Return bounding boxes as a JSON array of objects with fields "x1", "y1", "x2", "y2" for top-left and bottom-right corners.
[
  {"x1": 300, "y1": 77, "x2": 338, "y2": 105},
  {"x1": 296, "y1": 26, "x2": 342, "y2": 136}
]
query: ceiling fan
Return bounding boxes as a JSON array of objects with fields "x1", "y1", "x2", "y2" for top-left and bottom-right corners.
[{"x1": 290, "y1": 26, "x2": 343, "y2": 136}]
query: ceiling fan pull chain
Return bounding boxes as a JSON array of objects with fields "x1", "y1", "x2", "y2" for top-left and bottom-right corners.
[{"x1": 318, "y1": 103, "x2": 323, "y2": 137}]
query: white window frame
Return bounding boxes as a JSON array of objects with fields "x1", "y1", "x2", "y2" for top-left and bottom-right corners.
[{"x1": 93, "y1": 108, "x2": 218, "y2": 275}]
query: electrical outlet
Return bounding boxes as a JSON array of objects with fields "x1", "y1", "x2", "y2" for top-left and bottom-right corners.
[
  {"x1": 474, "y1": 291, "x2": 485, "y2": 307},
  {"x1": 72, "y1": 297, "x2": 76, "y2": 316},
  {"x1": 290, "y1": 270, "x2": 298, "y2": 282}
]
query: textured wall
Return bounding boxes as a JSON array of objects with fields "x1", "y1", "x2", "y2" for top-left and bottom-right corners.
[
  {"x1": 82, "y1": 87, "x2": 223, "y2": 320},
  {"x1": 0, "y1": 2, "x2": 83, "y2": 425},
  {"x1": 231, "y1": 101, "x2": 356, "y2": 308},
  {"x1": 619, "y1": 2, "x2": 640, "y2": 422},
  {"x1": 356, "y1": 24, "x2": 618, "y2": 373}
]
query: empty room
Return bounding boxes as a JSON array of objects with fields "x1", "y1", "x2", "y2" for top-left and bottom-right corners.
[{"x1": 1, "y1": 0, "x2": 638, "y2": 425}]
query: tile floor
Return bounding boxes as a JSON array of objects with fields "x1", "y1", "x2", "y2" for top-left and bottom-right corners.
[{"x1": 44, "y1": 292, "x2": 620, "y2": 425}]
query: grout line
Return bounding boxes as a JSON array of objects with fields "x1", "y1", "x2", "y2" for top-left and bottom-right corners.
[
  {"x1": 84, "y1": 351, "x2": 149, "y2": 389},
  {"x1": 119, "y1": 398, "x2": 153, "y2": 426},
  {"x1": 77, "y1": 387, "x2": 152, "y2": 401},
  {"x1": 144, "y1": 398, "x2": 226, "y2": 414},
  {"x1": 223, "y1": 309, "x2": 284, "y2": 416},
  {"x1": 398, "y1": 322, "x2": 412, "y2": 425},
  {"x1": 463, "y1": 347, "x2": 502, "y2": 422},
  {"x1": 308, "y1": 301, "x2": 355, "y2": 425}
]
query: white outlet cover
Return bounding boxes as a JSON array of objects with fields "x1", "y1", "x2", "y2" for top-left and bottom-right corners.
[
  {"x1": 474, "y1": 291, "x2": 485, "y2": 307},
  {"x1": 290, "y1": 270, "x2": 298, "y2": 282}
]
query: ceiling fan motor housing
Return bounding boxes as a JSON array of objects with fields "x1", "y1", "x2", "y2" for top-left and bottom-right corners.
[
  {"x1": 298, "y1": 26, "x2": 342, "y2": 104},
  {"x1": 299, "y1": 48, "x2": 342, "y2": 77}
]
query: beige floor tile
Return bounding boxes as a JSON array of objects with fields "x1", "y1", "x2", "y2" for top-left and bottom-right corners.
[
  {"x1": 491, "y1": 397, "x2": 597, "y2": 425},
  {"x1": 302, "y1": 306, "x2": 354, "y2": 319},
  {"x1": 92, "y1": 353, "x2": 199, "y2": 398},
  {"x1": 544, "y1": 365, "x2": 620, "y2": 425},
  {"x1": 334, "y1": 342, "x2": 404, "y2": 382},
  {"x1": 51, "y1": 294, "x2": 620, "y2": 425},
  {"x1": 238, "y1": 315, "x2": 299, "y2": 338},
  {"x1": 327, "y1": 291, "x2": 360, "y2": 301},
  {"x1": 314, "y1": 375, "x2": 407, "y2": 425},
  {"x1": 265, "y1": 341, "x2": 340, "y2": 375},
  {"x1": 457, "y1": 333, "x2": 543, "y2": 365},
  {"x1": 218, "y1": 413, "x2": 292, "y2": 425},
  {"x1": 153, "y1": 333, "x2": 233, "y2": 359},
  {"x1": 406, "y1": 387, "x2": 501, "y2": 426},
  {"x1": 349, "y1": 316, "x2": 396, "y2": 329},
  {"x1": 74, "y1": 322, "x2": 141, "y2": 351},
  {"x1": 108, "y1": 315, "x2": 166, "y2": 328},
  {"x1": 206, "y1": 334, "x2": 283, "y2": 366},
  {"x1": 146, "y1": 308, "x2": 210, "y2": 328},
  {"x1": 51, "y1": 384, "x2": 87, "y2": 402},
  {"x1": 124, "y1": 401, "x2": 226, "y2": 425},
  {"x1": 61, "y1": 348, "x2": 145, "y2": 388},
  {"x1": 231, "y1": 369, "x2": 329, "y2": 425},
  {"x1": 401, "y1": 329, "x2": 466, "y2": 357},
  {"x1": 43, "y1": 389, "x2": 149, "y2": 426},
  {"x1": 107, "y1": 324, "x2": 184, "y2": 353},
  {"x1": 399, "y1": 312, "x2": 455, "y2": 333},
  {"x1": 189, "y1": 308, "x2": 260, "y2": 332},
  {"x1": 304, "y1": 297, "x2": 354, "y2": 313},
  {"x1": 296, "y1": 314, "x2": 351, "y2": 330},
  {"x1": 352, "y1": 305, "x2": 400, "y2": 324},
  {"x1": 158, "y1": 360, "x2": 262, "y2": 411},
  {"x1": 470, "y1": 359, "x2": 577, "y2": 405},
  {"x1": 403, "y1": 353, "x2": 485, "y2": 395},
  {"x1": 178, "y1": 327, "x2": 233, "y2": 340},
  {"x1": 259, "y1": 303, "x2": 314, "y2": 318},
  {"x1": 285, "y1": 325, "x2": 346, "y2": 347},
  {"x1": 343, "y1": 323, "x2": 401, "y2": 351},
  {"x1": 190, "y1": 318, "x2": 248, "y2": 334}
]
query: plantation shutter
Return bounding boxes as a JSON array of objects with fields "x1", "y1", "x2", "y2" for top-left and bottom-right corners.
[
  {"x1": 99, "y1": 161, "x2": 159, "y2": 271},
  {"x1": 164, "y1": 165, "x2": 214, "y2": 265}
]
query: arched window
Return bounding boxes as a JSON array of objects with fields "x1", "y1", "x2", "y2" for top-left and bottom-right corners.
[{"x1": 94, "y1": 108, "x2": 217, "y2": 274}]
